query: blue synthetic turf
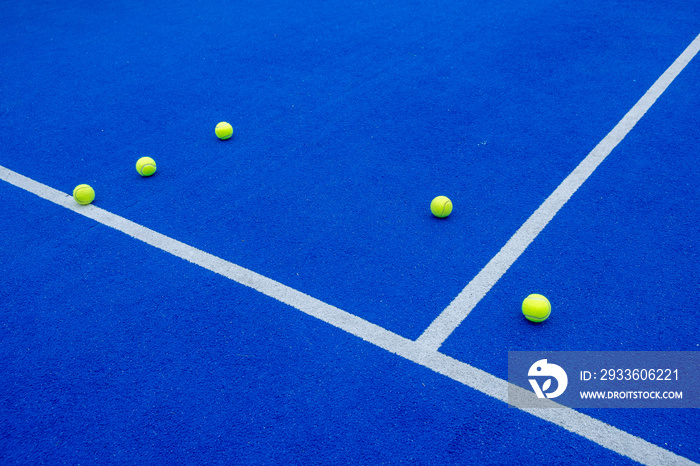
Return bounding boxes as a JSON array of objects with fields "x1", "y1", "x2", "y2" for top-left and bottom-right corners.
[
  {"x1": 1, "y1": 0, "x2": 698, "y2": 464},
  {"x1": 0, "y1": 188, "x2": 641, "y2": 465},
  {"x1": 441, "y1": 49, "x2": 700, "y2": 461}
]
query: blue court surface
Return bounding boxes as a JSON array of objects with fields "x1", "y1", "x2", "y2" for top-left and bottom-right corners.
[{"x1": 1, "y1": 0, "x2": 698, "y2": 464}]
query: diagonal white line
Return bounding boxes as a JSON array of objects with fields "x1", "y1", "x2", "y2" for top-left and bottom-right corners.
[
  {"x1": 0, "y1": 166, "x2": 398, "y2": 351},
  {"x1": 415, "y1": 32, "x2": 700, "y2": 351},
  {"x1": 0, "y1": 164, "x2": 697, "y2": 466}
]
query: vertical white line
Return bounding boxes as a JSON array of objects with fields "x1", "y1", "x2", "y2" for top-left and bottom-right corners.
[{"x1": 415, "y1": 33, "x2": 700, "y2": 351}]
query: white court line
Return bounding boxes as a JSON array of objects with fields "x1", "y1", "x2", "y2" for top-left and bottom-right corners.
[
  {"x1": 415, "y1": 32, "x2": 700, "y2": 351},
  {"x1": 0, "y1": 165, "x2": 697, "y2": 466}
]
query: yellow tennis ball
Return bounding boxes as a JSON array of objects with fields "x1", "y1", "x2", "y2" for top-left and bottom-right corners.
[
  {"x1": 215, "y1": 121, "x2": 234, "y2": 140},
  {"x1": 430, "y1": 196, "x2": 453, "y2": 218},
  {"x1": 73, "y1": 184, "x2": 95, "y2": 205},
  {"x1": 136, "y1": 157, "x2": 157, "y2": 177},
  {"x1": 522, "y1": 294, "x2": 551, "y2": 322}
]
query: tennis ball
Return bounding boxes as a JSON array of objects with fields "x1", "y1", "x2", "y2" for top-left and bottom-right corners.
[
  {"x1": 136, "y1": 157, "x2": 157, "y2": 177},
  {"x1": 522, "y1": 294, "x2": 551, "y2": 323},
  {"x1": 215, "y1": 121, "x2": 234, "y2": 140},
  {"x1": 73, "y1": 184, "x2": 95, "y2": 205},
  {"x1": 430, "y1": 196, "x2": 453, "y2": 218}
]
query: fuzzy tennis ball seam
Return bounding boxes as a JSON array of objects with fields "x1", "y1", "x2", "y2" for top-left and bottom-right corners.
[
  {"x1": 430, "y1": 196, "x2": 453, "y2": 218},
  {"x1": 215, "y1": 121, "x2": 233, "y2": 140},
  {"x1": 522, "y1": 294, "x2": 551, "y2": 322},
  {"x1": 73, "y1": 184, "x2": 95, "y2": 205},
  {"x1": 136, "y1": 157, "x2": 157, "y2": 177}
]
